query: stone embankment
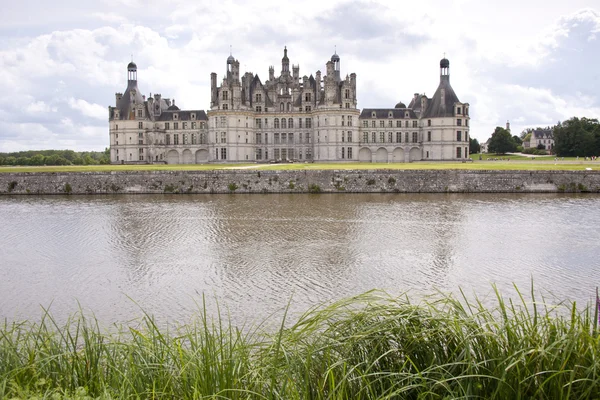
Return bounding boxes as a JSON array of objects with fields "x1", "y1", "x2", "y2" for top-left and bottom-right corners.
[{"x1": 1, "y1": 170, "x2": 600, "y2": 195}]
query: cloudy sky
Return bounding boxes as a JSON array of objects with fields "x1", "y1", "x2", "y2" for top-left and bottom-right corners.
[{"x1": 1, "y1": 0, "x2": 599, "y2": 152}]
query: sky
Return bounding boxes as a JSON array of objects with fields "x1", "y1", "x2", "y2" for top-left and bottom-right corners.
[{"x1": 1, "y1": 0, "x2": 599, "y2": 152}]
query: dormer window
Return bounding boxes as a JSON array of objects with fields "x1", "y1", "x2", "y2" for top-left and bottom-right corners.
[
  {"x1": 405, "y1": 112, "x2": 409, "y2": 118},
  {"x1": 223, "y1": 91, "x2": 228, "y2": 100},
  {"x1": 191, "y1": 113, "x2": 196, "y2": 120},
  {"x1": 371, "y1": 111, "x2": 376, "y2": 118},
  {"x1": 457, "y1": 107, "x2": 462, "y2": 115},
  {"x1": 388, "y1": 112, "x2": 393, "y2": 118},
  {"x1": 174, "y1": 113, "x2": 178, "y2": 120},
  {"x1": 137, "y1": 109, "x2": 143, "y2": 117}
]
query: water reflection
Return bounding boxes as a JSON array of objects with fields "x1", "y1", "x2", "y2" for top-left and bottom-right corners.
[{"x1": 0, "y1": 193, "x2": 599, "y2": 327}]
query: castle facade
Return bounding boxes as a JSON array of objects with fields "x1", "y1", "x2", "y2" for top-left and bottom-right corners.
[{"x1": 108, "y1": 48, "x2": 470, "y2": 164}]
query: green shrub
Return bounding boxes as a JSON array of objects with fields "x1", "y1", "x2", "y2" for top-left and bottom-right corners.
[
  {"x1": 288, "y1": 181, "x2": 295, "y2": 189},
  {"x1": 7, "y1": 181, "x2": 17, "y2": 192},
  {"x1": 308, "y1": 183, "x2": 321, "y2": 193},
  {"x1": 388, "y1": 177, "x2": 396, "y2": 184},
  {"x1": 366, "y1": 179, "x2": 376, "y2": 185},
  {"x1": 228, "y1": 183, "x2": 238, "y2": 191},
  {"x1": 164, "y1": 184, "x2": 176, "y2": 193},
  {"x1": 64, "y1": 183, "x2": 72, "y2": 194}
]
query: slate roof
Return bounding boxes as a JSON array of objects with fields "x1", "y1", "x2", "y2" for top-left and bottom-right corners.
[
  {"x1": 359, "y1": 109, "x2": 418, "y2": 119},
  {"x1": 157, "y1": 110, "x2": 208, "y2": 121},
  {"x1": 114, "y1": 81, "x2": 145, "y2": 120},
  {"x1": 421, "y1": 75, "x2": 460, "y2": 118},
  {"x1": 532, "y1": 128, "x2": 553, "y2": 138}
]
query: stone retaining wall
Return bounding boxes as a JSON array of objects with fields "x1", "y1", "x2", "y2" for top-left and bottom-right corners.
[{"x1": 1, "y1": 170, "x2": 600, "y2": 194}]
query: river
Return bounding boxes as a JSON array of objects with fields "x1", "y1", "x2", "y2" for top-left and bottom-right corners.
[{"x1": 0, "y1": 193, "x2": 598, "y2": 327}]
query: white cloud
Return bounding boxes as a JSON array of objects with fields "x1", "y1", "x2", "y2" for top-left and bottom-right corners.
[
  {"x1": 67, "y1": 98, "x2": 107, "y2": 120},
  {"x1": 25, "y1": 101, "x2": 57, "y2": 114}
]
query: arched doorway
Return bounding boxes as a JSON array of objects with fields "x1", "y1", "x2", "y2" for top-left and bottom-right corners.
[
  {"x1": 358, "y1": 147, "x2": 372, "y2": 162},
  {"x1": 166, "y1": 150, "x2": 179, "y2": 164},
  {"x1": 375, "y1": 147, "x2": 388, "y2": 163},
  {"x1": 182, "y1": 149, "x2": 193, "y2": 164},
  {"x1": 409, "y1": 148, "x2": 421, "y2": 162},
  {"x1": 392, "y1": 147, "x2": 405, "y2": 162},
  {"x1": 195, "y1": 149, "x2": 209, "y2": 163}
]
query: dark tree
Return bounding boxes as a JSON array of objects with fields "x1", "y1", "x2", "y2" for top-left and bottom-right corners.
[
  {"x1": 512, "y1": 135, "x2": 523, "y2": 146},
  {"x1": 488, "y1": 127, "x2": 517, "y2": 154},
  {"x1": 469, "y1": 138, "x2": 480, "y2": 154},
  {"x1": 553, "y1": 117, "x2": 600, "y2": 157}
]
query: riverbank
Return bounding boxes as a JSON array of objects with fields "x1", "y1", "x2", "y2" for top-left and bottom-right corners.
[
  {"x1": 2, "y1": 169, "x2": 600, "y2": 194},
  {"x1": 1, "y1": 290, "x2": 598, "y2": 399}
]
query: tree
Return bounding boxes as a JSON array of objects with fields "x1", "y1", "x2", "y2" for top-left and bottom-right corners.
[
  {"x1": 512, "y1": 135, "x2": 523, "y2": 146},
  {"x1": 469, "y1": 138, "x2": 480, "y2": 154},
  {"x1": 553, "y1": 117, "x2": 600, "y2": 157},
  {"x1": 488, "y1": 127, "x2": 517, "y2": 154}
]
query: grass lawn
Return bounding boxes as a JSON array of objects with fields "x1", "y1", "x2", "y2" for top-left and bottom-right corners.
[{"x1": 1, "y1": 158, "x2": 599, "y2": 173}]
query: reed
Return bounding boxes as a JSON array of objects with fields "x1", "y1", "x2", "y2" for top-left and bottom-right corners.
[{"x1": 1, "y1": 286, "x2": 599, "y2": 399}]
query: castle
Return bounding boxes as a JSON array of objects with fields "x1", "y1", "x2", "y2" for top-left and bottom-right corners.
[{"x1": 108, "y1": 48, "x2": 470, "y2": 164}]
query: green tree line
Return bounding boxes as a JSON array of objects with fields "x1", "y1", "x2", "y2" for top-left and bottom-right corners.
[{"x1": 0, "y1": 149, "x2": 110, "y2": 166}]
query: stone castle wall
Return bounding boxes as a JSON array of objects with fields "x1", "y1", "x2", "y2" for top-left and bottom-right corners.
[{"x1": 1, "y1": 170, "x2": 600, "y2": 195}]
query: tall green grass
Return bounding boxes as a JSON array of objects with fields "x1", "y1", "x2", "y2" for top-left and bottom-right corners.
[{"x1": 1, "y1": 287, "x2": 599, "y2": 399}]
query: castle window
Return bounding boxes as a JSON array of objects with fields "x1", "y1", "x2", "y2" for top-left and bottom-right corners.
[
  {"x1": 256, "y1": 148, "x2": 262, "y2": 160},
  {"x1": 456, "y1": 147, "x2": 462, "y2": 158},
  {"x1": 221, "y1": 148, "x2": 227, "y2": 160},
  {"x1": 341, "y1": 147, "x2": 345, "y2": 159},
  {"x1": 396, "y1": 121, "x2": 401, "y2": 128},
  {"x1": 191, "y1": 113, "x2": 196, "y2": 120},
  {"x1": 191, "y1": 122, "x2": 196, "y2": 129},
  {"x1": 342, "y1": 132, "x2": 345, "y2": 142},
  {"x1": 221, "y1": 132, "x2": 226, "y2": 143},
  {"x1": 405, "y1": 112, "x2": 409, "y2": 118},
  {"x1": 281, "y1": 133, "x2": 287, "y2": 143},
  {"x1": 255, "y1": 118, "x2": 262, "y2": 128},
  {"x1": 412, "y1": 121, "x2": 418, "y2": 128},
  {"x1": 281, "y1": 118, "x2": 287, "y2": 129},
  {"x1": 183, "y1": 133, "x2": 188, "y2": 145},
  {"x1": 256, "y1": 133, "x2": 262, "y2": 144},
  {"x1": 428, "y1": 131, "x2": 431, "y2": 141},
  {"x1": 166, "y1": 134, "x2": 170, "y2": 145},
  {"x1": 371, "y1": 121, "x2": 375, "y2": 128},
  {"x1": 299, "y1": 118, "x2": 303, "y2": 128},
  {"x1": 256, "y1": 93, "x2": 262, "y2": 102},
  {"x1": 345, "y1": 103, "x2": 350, "y2": 108},
  {"x1": 280, "y1": 103, "x2": 284, "y2": 111},
  {"x1": 274, "y1": 118, "x2": 280, "y2": 129},
  {"x1": 192, "y1": 133, "x2": 197, "y2": 144},
  {"x1": 341, "y1": 117, "x2": 345, "y2": 127},
  {"x1": 305, "y1": 106, "x2": 311, "y2": 112},
  {"x1": 363, "y1": 132, "x2": 368, "y2": 143},
  {"x1": 371, "y1": 112, "x2": 376, "y2": 118},
  {"x1": 138, "y1": 110, "x2": 142, "y2": 117},
  {"x1": 405, "y1": 121, "x2": 409, "y2": 128},
  {"x1": 288, "y1": 118, "x2": 293, "y2": 128},
  {"x1": 138, "y1": 132, "x2": 143, "y2": 144},
  {"x1": 265, "y1": 133, "x2": 268, "y2": 143},
  {"x1": 201, "y1": 122, "x2": 205, "y2": 129},
  {"x1": 174, "y1": 113, "x2": 178, "y2": 120},
  {"x1": 348, "y1": 116, "x2": 352, "y2": 126},
  {"x1": 457, "y1": 107, "x2": 461, "y2": 115},
  {"x1": 222, "y1": 104, "x2": 228, "y2": 110},
  {"x1": 174, "y1": 134, "x2": 179, "y2": 145},
  {"x1": 306, "y1": 118, "x2": 312, "y2": 128},
  {"x1": 182, "y1": 122, "x2": 187, "y2": 129},
  {"x1": 457, "y1": 119, "x2": 462, "y2": 126},
  {"x1": 138, "y1": 122, "x2": 143, "y2": 129},
  {"x1": 256, "y1": 106, "x2": 262, "y2": 112},
  {"x1": 363, "y1": 121, "x2": 368, "y2": 128},
  {"x1": 405, "y1": 132, "x2": 409, "y2": 142},
  {"x1": 380, "y1": 132, "x2": 385, "y2": 142},
  {"x1": 115, "y1": 124, "x2": 118, "y2": 130},
  {"x1": 348, "y1": 147, "x2": 352, "y2": 159},
  {"x1": 457, "y1": 131, "x2": 462, "y2": 141},
  {"x1": 372, "y1": 132, "x2": 376, "y2": 142},
  {"x1": 220, "y1": 117, "x2": 226, "y2": 127},
  {"x1": 287, "y1": 103, "x2": 291, "y2": 111},
  {"x1": 465, "y1": 120, "x2": 469, "y2": 127},
  {"x1": 388, "y1": 120, "x2": 393, "y2": 127},
  {"x1": 305, "y1": 93, "x2": 311, "y2": 102},
  {"x1": 174, "y1": 122, "x2": 179, "y2": 130},
  {"x1": 428, "y1": 119, "x2": 431, "y2": 126},
  {"x1": 138, "y1": 148, "x2": 144, "y2": 161},
  {"x1": 412, "y1": 132, "x2": 418, "y2": 143},
  {"x1": 388, "y1": 132, "x2": 392, "y2": 143},
  {"x1": 348, "y1": 131, "x2": 352, "y2": 142},
  {"x1": 380, "y1": 121, "x2": 384, "y2": 128},
  {"x1": 388, "y1": 112, "x2": 393, "y2": 118},
  {"x1": 396, "y1": 132, "x2": 401, "y2": 143},
  {"x1": 223, "y1": 91, "x2": 228, "y2": 100},
  {"x1": 274, "y1": 133, "x2": 280, "y2": 144},
  {"x1": 345, "y1": 89, "x2": 350, "y2": 99}
]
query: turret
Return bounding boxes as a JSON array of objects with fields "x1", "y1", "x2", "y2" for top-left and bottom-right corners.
[
  {"x1": 315, "y1": 70, "x2": 321, "y2": 103},
  {"x1": 281, "y1": 46, "x2": 289, "y2": 75},
  {"x1": 269, "y1": 66, "x2": 275, "y2": 81},
  {"x1": 440, "y1": 57, "x2": 450, "y2": 82},
  {"x1": 293, "y1": 64, "x2": 299, "y2": 82},
  {"x1": 211, "y1": 72, "x2": 217, "y2": 106}
]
